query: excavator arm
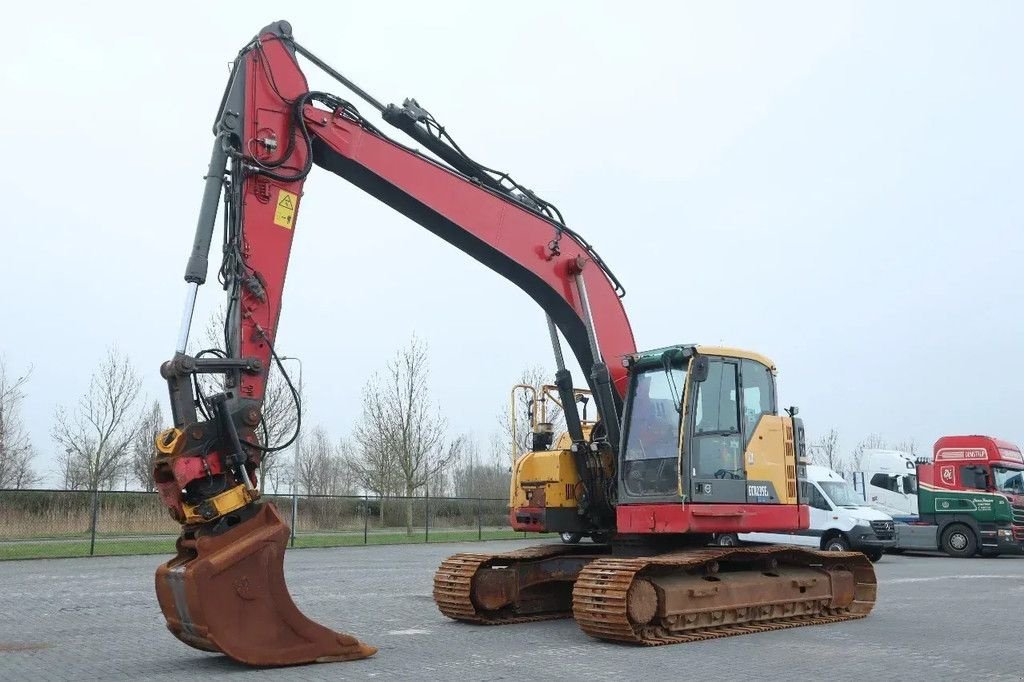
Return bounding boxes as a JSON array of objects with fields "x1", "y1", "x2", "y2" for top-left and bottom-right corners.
[{"x1": 154, "y1": 20, "x2": 635, "y2": 667}]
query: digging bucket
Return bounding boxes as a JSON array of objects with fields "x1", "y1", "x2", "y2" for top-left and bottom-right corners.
[{"x1": 155, "y1": 502, "x2": 376, "y2": 666}]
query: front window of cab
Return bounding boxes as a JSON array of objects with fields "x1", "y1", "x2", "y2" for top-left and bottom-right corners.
[
  {"x1": 819, "y1": 480, "x2": 864, "y2": 508},
  {"x1": 993, "y1": 466, "x2": 1024, "y2": 494},
  {"x1": 621, "y1": 360, "x2": 685, "y2": 497},
  {"x1": 623, "y1": 365, "x2": 685, "y2": 461}
]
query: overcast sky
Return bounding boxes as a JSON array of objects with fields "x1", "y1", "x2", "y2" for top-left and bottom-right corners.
[{"x1": 1, "y1": 1, "x2": 1021, "y2": 486}]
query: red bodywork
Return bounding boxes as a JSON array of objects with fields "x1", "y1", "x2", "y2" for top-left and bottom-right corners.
[
  {"x1": 513, "y1": 503, "x2": 809, "y2": 534},
  {"x1": 615, "y1": 503, "x2": 810, "y2": 534},
  {"x1": 163, "y1": 26, "x2": 805, "y2": 537},
  {"x1": 922, "y1": 434, "x2": 1024, "y2": 491}
]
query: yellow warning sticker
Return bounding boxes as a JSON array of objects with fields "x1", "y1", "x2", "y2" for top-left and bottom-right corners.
[{"x1": 274, "y1": 190, "x2": 297, "y2": 229}]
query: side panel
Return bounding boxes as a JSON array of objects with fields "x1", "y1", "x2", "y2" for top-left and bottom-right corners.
[
  {"x1": 740, "y1": 531, "x2": 818, "y2": 548},
  {"x1": 893, "y1": 523, "x2": 941, "y2": 551},
  {"x1": 510, "y1": 449, "x2": 580, "y2": 511},
  {"x1": 919, "y1": 484, "x2": 1015, "y2": 525},
  {"x1": 616, "y1": 503, "x2": 809, "y2": 534},
  {"x1": 744, "y1": 416, "x2": 797, "y2": 504}
]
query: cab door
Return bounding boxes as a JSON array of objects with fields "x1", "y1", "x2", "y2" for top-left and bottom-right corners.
[{"x1": 689, "y1": 357, "x2": 746, "y2": 503}]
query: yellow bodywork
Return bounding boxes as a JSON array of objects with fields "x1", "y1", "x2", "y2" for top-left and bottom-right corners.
[
  {"x1": 155, "y1": 427, "x2": 186, "y2": 457},
  {"x1": 510, "y1": 428, "x2": 587, "y2": 511},
  {"x1": 743, "y1": 415, "x2": 799, "y2": 504},
  {"x1": 182, "y1": 484, "x2": 256, "y2": 524},
  {"x1": 694, "y1": 345, "x2": 777, "y2": 373}
]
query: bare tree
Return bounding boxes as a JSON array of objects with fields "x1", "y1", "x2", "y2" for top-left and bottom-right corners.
[
  {"x1": 52, "y1": 349, "x2": 143, "y2": 491},
  {"x1": 808, "y1": 428, "x2": 842, "y2": 471},
  {"x1": 257, "y1": 366, "x2": 300, "y2": 491},
  {"x1": 357, "y1": 336, "x2": 463, "y2": 534},
  {"x1": 197, "y1": 307, "x2": 299, "y2": 491},
  {"x1": 295, "y1": 426, "x2": 350, "y2": 496},
  {"x1": 450, "y1": 435, "x2": 512, "y2": 499},
  {"x1": 56, "y1": 447, "x2": 89, "y2": 490},
  {"x1": 348, "y1": 385, "x2": 401, "y2": 520},
  {"x1": 893, "y1": 439, "x2": 919, "y2": 458},
  {"x1": 130, "y1": 401, "x2": 163, "y2": 492},
  {"x1": 0, "y1": 359, "x2": 40, "y2": 489},
  {"x1": 498, "y1": 366, "x2": 563, "y2": 467}
]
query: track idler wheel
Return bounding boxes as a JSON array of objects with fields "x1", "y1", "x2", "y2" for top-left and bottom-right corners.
[{"x1": 155, "y1": 502, "x2": 376, "y2": 666}]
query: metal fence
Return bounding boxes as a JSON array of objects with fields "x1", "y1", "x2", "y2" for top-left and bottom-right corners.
[{"x1": 0, "y1": 488, "x2": 541, "y2": 561}]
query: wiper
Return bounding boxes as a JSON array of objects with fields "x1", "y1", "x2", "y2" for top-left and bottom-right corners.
[{"x1": 661, "y1": 354, "x2": 682, "y2": 413}]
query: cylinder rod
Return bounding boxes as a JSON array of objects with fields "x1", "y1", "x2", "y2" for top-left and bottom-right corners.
[
  {"x1": 184, "y1": 138, "x2": 229, "y2": 285},
  {"x1": 546, "y1": 315, "x2": 566, "y2": 372},
  {"x1": 175, "y1": 283, "x2": 199, "y2": 354},
  {"x1": 572, "y1": 271, "x2": 602, "y2": 363}
]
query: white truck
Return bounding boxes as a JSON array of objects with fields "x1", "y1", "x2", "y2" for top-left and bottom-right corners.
[
  {"x1": 848, "y1": 449, "x2": 919, "y2": 519},
  {"x1": 715, "y1": 464, "x2": 896, "y2": 562}
]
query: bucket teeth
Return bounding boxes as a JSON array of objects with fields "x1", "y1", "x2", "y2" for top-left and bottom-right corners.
[{"x1": 155, "y1": 502, "x2": 376, "y2": 666}]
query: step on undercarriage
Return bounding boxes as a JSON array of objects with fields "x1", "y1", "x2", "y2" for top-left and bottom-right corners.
[{"x1": 434, "y1": 544, "x2": 876, "y2": 644}]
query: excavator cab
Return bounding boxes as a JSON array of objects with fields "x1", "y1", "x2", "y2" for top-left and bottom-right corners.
[{"x1": 619, "y1": 345, "x2": 799, "y2": 508}]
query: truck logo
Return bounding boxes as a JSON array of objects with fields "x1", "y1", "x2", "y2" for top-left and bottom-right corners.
[{"x1": 940, "y1": 465, "x2": 955, "y2": 485}]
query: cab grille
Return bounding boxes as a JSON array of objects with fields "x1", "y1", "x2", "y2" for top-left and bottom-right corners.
[{"x1": 870, "y1": 520, "x2": 895, "y2": 540}]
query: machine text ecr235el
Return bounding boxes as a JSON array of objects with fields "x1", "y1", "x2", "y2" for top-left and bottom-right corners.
[{"x1": 154, "y1": 20, "x2": 877, "y2": 667}]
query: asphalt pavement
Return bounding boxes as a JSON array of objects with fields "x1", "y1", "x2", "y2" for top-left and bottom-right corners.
[{"x1": 0, "y1": 540, "x2": 1021, "y2": 681}]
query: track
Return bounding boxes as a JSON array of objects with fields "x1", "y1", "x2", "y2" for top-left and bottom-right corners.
[
  {"x1": 433, "y1": 543, "x2": 606, "y2": 624},
  {"x1": 572, "y1": 545, "x2": 877, "y2": 645}
]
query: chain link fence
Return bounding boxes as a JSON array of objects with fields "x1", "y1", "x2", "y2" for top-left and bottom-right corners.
[{"x1": 0, "y1": 489, "x2": 546, "y2": 561}]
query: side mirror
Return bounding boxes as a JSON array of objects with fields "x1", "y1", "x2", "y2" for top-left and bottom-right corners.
[{"x1": 691, "y1": 355, "x2": 709, "y2": 383}]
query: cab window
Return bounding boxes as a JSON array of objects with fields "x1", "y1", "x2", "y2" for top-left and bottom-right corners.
[
  {"x1": 870, "y1": 473, "x2": 900, "y2": 493},
  {"x1": 800, "y1": 481, "x2": 831, "y2": 511},
  {"x1": 740, "y1": 359, "x2": 774, "y2": 445},
  {"x1": 621, "y1": 361, "x2": 686, "y2": 497},
  {"x1": 959, "y1": 465, "x2": 988, "y2": 490},
  {"x1": 693, "y1": 360, "x2": 742, "y2": 479}
]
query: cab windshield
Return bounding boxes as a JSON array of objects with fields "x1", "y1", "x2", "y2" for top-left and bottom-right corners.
[
  {"x1": 992, "y1": 466, "x2": 1024, "y2": 494},
  {"x1": 819, "y1": 480, "x2": 865, "y2": 507},
  {"x1": 623, "y1": 364, "x2": 685, "y2": 462}
]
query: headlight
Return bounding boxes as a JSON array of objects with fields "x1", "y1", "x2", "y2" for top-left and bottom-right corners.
[{"x1": 998, "y1": 528, "x2": 1012, "y2": 538}]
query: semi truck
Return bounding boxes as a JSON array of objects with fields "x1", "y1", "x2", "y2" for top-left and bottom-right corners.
[{"x1": 863, "y1": 436, "x2": 1024, "y2": 557}]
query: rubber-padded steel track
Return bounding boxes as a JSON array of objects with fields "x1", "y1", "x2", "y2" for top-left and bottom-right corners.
[
  {"x1": 434, "y1": 544, "x2": 602, "y2": 624},
  {"x1": 572, "y1": 545, "x2": 876, "y2": 645}
]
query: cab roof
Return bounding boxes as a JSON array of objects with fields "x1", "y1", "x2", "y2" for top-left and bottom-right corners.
[
  {"x1": 628, "y1": 344, "x2": 776, "y2": 372},
  {"x1": 696, "y1": 345, "x2": 776, "y2": 371}
]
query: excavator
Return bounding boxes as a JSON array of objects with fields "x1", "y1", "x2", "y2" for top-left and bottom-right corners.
[{"x1": 154, "y1": 19, "x2": 877, "y2": 667}]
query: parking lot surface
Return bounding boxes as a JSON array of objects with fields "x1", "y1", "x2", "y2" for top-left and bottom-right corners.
[{"x1": 1, "y1": 540, "x2": 1022, "y2": 681}]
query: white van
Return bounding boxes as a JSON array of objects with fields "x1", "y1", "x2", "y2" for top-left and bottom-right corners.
[
  {"x1": 715, "y1": 465, "x2": 896, "y2": 562},
  {"x1": 849, "y1": 449, "x2": 919, "y2": 519}
]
